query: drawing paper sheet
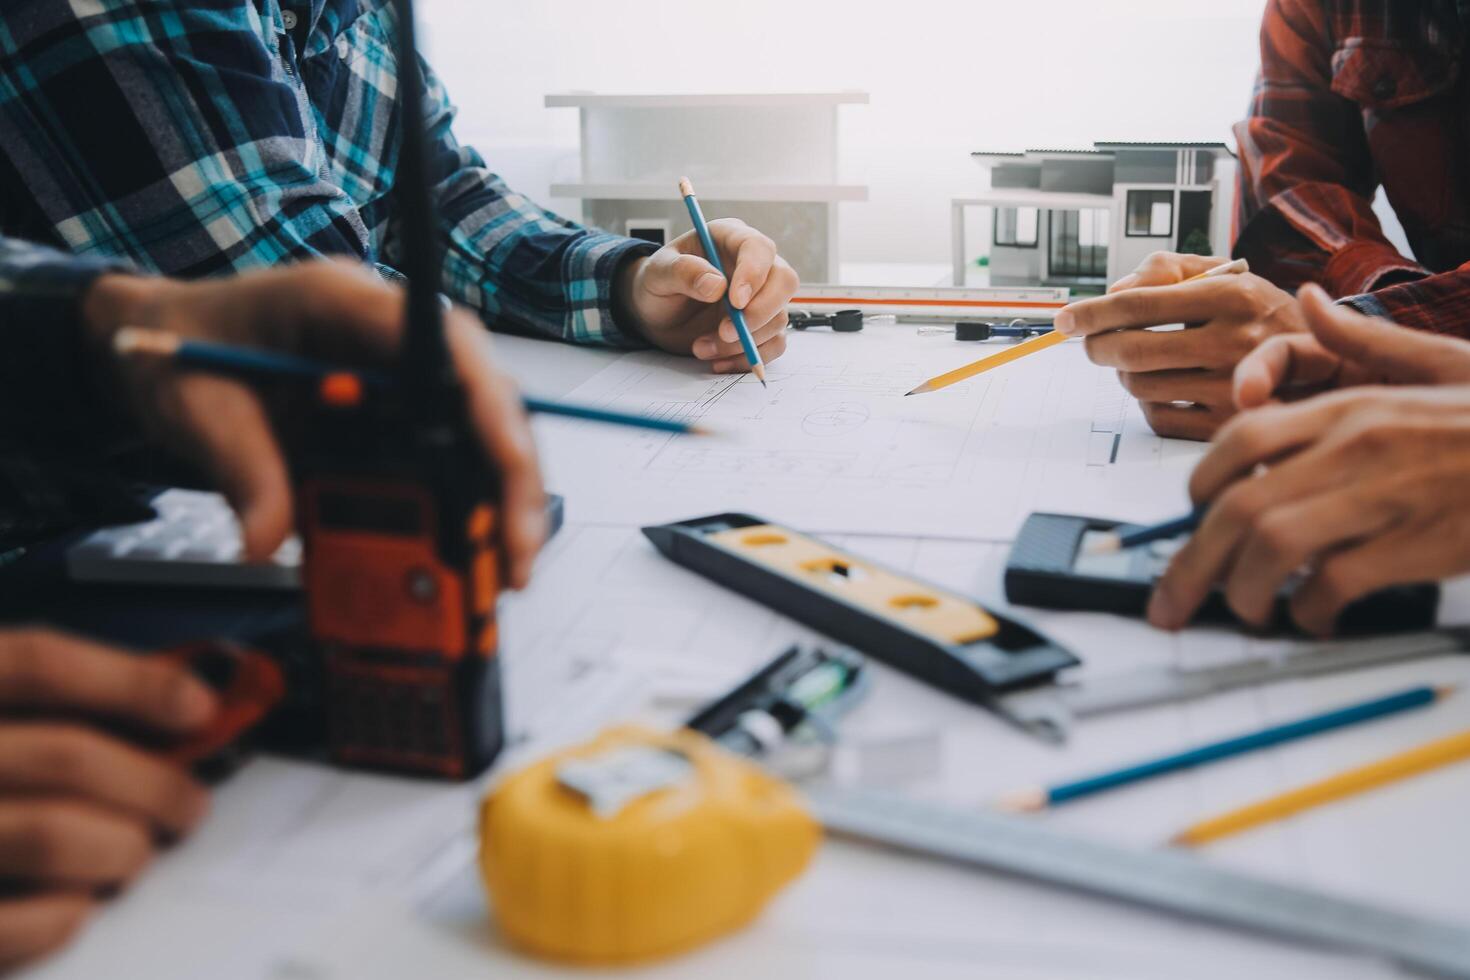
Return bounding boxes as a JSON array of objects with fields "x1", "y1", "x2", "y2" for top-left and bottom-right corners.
[
  {"x1": 30, "y1": 524, "x2": 1470, "y2": 980},
  {"x1": 535, "y1": 329, "x2": 1202, "y2": 540},
  {"x1": 284, "y1": 529, "x2": 1470, "y2": 980}
]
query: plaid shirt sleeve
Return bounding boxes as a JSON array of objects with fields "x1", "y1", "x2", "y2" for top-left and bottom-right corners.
[
  {"x1": 1232, "y1": 0, "x2": 1428, "y2": 296},
  {"x1": 0, "y1": 237, "x2": 131, "y2": 453},
  {"x1": 1341, "y1": 264, "x2": 1470, "y2": 336},
  {"x1": 387, "y1": 50, "x2": 658, "y2": 348},
  {"x1": 0, "y1": 0, "x2": 655, "y2": 348}
]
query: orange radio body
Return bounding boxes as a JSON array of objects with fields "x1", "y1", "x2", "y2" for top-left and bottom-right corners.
[
  {"x1": 295, "y1": 401, "x2": 505, "y2": 780},
  {"x1": 292, "y1": 0, "x2": 505, "y2": 781}
]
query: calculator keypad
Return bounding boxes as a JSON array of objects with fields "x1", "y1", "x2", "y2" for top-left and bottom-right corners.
[{"x1": 67, "y1": 489, "x2": 300, "y2": 589}]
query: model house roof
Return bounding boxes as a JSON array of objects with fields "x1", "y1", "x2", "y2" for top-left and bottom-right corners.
[
  {"x1": 1093, "y1": 141, "x2": 1233, "y2": 153},
  {"x1": 972, "y1": 141, "x2": 1234, "y2": 167},
  {"x1": 972, "y1": 148, "x2": 1107, "y2": 161}
]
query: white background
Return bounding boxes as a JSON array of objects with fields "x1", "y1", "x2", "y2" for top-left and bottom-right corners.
[{"x1": 419, "y1": 0, "x2": 1272, "y2": 267}]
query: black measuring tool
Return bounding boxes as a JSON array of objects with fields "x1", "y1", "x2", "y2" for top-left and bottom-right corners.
[
  {"x1": 1005, "y1": 513, "x2": 1440, "y2": 635},
  {"x1": 643, "y1": 514, "x2": 1077, "y2": 740}
]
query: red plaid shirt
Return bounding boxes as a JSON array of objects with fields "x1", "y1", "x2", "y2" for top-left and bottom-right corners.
[{"x1": 1234, "y1": 0, "x2": 1470, "y2": 334}]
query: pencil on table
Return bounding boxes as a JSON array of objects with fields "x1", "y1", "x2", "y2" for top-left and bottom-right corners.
[
  {"x1": 1171, "y1": 721, "x2": 1470, "y2": 848},
  {"x1": 997, "y1": 685, "x2": 1453, "y2": 813}
]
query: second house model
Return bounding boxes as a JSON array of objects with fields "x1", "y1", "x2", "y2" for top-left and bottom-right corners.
[{"x1": 959, "y1": 142, "x2": 1236, "y2": 291}]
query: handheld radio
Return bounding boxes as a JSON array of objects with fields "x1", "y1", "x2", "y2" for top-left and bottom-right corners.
[{"x1": 294, "y1": 0, "x2": 505, "y2": 779}]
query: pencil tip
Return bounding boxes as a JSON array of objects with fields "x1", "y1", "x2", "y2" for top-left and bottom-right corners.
[{"x1": 1085, "y1": 534, "x2": 1122, "y2": 556}]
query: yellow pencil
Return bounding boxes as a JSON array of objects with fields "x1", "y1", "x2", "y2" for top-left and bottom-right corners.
[
  {"x1": 1171, "y1": 726, "x2": 1470, "y2": 848},
  {"x1": 904, "y1": 257, "x2": 1251, "y2": 397}
]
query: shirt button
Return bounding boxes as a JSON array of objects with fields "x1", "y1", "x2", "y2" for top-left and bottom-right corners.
[
  {"x1": 281, "y1": 9, "x2": 299, "y2": 30},
  {"x1": 1371, "y1": 76, "x2": 1396, "y2": 100},
  {"x1": 337, "y1": 36, "x2": 351, "y2": 60}
]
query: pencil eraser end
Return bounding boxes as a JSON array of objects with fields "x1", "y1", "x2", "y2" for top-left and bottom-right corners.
[{"x1": 995, "y1": 788, "x2": 1047, "y2": 814}]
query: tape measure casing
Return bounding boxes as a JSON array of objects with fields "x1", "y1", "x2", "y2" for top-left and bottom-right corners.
[{"x1": 480, "y1": 725, "x2": 820, "y2": 964}]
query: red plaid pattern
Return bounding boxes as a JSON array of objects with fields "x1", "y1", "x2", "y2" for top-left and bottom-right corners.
[{"x1": 1233, "y1": 0, "x2": 1470, "y2": 334}]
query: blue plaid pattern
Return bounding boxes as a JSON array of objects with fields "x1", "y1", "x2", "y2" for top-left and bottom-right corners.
[{"x1": 0, "y1": 0, "x2": 655, "y2": 347}]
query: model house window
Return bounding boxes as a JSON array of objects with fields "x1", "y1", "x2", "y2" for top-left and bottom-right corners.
[
  {"x1": 994, "y1": 207, "x2": 1039, "y2": 248},
  {"x1": 1049, "y1": 209, "x2": 1109, "y2": 278},
  {"x1": 1126, "y1": 190, "x2": 1174, "y2": 237}
]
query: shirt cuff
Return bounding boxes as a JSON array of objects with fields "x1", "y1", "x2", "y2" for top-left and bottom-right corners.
[
  {"x1": 1339, "y1": 267, "x2": 1470, "y2": 339},
  {"x1": 563, "y1": 234, "x2": 660, "y2": 349},
  {"x1": 1339, "y1": 291, "x2": 1390, "y2": 319},
  {"x1": 1323, "y1": 240, "x2": 1428, "y2": 297},
  {"x1": 0, "y1": 248, "x2": 134, "y2": 455}
]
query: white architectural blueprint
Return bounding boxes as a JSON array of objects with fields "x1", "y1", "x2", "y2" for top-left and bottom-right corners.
[{"x1": 535, "y1": 328, "x2": 1201, "y2": 540}]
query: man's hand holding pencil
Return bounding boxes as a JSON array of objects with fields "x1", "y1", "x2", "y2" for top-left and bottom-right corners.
[
  {"x1": 617, "y1": 188, "x2": 799, "y2": 379},
  {"x1": 1056, "y1": 252, "x2": 1308, "y2": 440}
]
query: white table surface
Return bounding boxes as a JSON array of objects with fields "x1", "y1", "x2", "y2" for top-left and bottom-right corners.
[{"x1": 26, "y1": 329, "x2": 1470, "y2": 980}]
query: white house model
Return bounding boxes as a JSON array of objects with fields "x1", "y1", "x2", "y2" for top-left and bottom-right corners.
[
  {"x1": 545, "y1": 93, "x2": 869, "y2": 284},
  {"x1": 956, "y1": 142, "x2": 1236, "y2": 290}
]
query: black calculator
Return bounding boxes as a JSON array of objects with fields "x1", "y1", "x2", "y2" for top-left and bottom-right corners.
[{"x1": 1004, "y1": 513, "x2": 1440, "y2": 636}]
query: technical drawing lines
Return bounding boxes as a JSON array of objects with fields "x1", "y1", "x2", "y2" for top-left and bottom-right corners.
[
  {"x1": 813, "y1": 372, "x2": 915, "y2": 397},
  {"x1": 647, "y1": 445, "x2": 859, "y2": 479},
  {"x1": 1088, "y1": 369, "x2": 1131, "y2": 467},
  {"x1": 802, "y1": 402, "x2": 871, "y2": 436},
  {"x1": 638, "y1": 374, "x2": 743, "y2": 424}
]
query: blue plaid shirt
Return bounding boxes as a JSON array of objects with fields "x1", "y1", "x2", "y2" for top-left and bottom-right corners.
[{"x1": 0, "y1": 0, "x2": 656, "y2": 349}]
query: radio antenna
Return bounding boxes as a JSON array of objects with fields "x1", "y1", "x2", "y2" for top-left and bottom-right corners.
[{"x1": 390, "y1": 0, "x2": 455, "y2": 421}]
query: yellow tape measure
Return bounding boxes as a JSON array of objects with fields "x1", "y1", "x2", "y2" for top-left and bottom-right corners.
[{"x1": 479, "y1": 725, "x2": 820, "y2": 964}]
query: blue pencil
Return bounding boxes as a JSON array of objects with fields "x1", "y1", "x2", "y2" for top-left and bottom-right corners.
[
  {"x1": 521, "y1": 397, "x2": 708, "y2": 436},
  {"x1": 1090, "y1": 504, "x2": 1210, "y2": 555},
  {"x1": 678, "y1": 177, "x2": 766, "y2": 387},
  {"x1": 114, "y1": 329, "x2": 709, "y2": 436},
  {"x1": 998, "y1": 685, "x2": 1453, "y2": 812}
]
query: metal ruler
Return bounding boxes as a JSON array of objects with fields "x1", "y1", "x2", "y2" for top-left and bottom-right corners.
[
  {"x1": 1001, "y1": 630, "x2": 1470, "y2": 743},
  {"x1": 808, "y1": 785, "x2": 1470, "y2": 979},
  {"x1": 790, "y1": 284, "x2": 1069, "y2": 322}
]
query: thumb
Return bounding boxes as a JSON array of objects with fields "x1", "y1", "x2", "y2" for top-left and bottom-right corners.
[
  {"x1": 1299, "y1": 283, "x2": 1470, "y2": 384},
  {"x1": 171, "y1": 377, "x2": 295, "y2": 561},
  {"x1": 642, "y1": 250, "x2": 726, "y2": 302}
]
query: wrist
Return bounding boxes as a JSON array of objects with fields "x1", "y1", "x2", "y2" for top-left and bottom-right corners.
[{"x1": 611, "y1": 255, "x2": 651, "y2": 342}]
